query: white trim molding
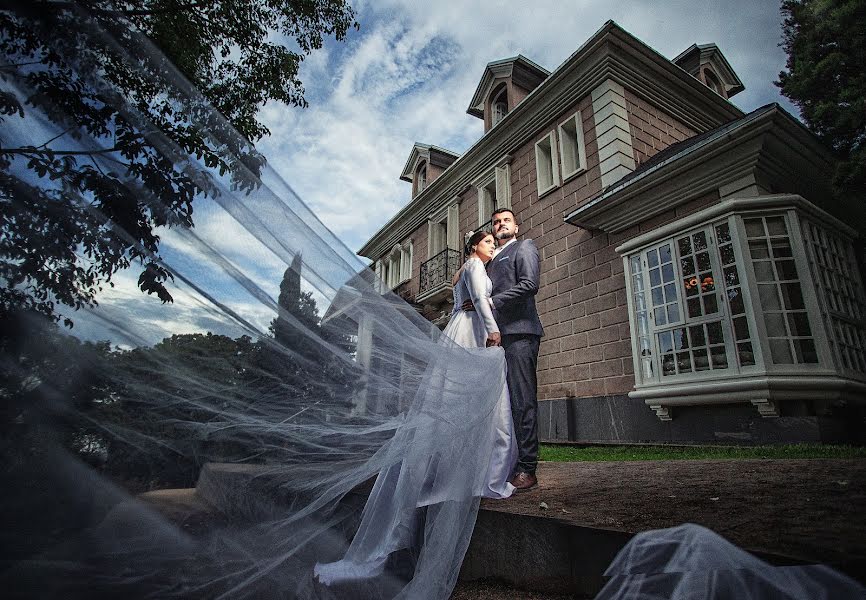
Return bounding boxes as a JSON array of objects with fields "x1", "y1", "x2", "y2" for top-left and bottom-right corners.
[{"x1": 590, "y1": 79, "x2": 636, "y2": 189}]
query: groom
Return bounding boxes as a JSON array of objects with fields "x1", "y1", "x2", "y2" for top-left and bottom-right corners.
[{"x1": 467, "y1": 208, "x2": 543, "y2": 491}]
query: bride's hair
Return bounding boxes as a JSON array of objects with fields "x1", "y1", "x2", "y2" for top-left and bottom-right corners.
[{"x1": 464, "y1": 229, "x2": 492, "y2": 257}]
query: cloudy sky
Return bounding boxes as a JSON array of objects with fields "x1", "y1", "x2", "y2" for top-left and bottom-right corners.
[
  {"x1": 67, "y1": 0, "x2": 799, "y2": 346},
  {"x1": 258, "y1": 0, "x2": 797, "y2": 255}
]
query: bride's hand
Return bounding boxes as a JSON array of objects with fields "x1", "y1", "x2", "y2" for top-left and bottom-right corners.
[
  {"x1": 461, "y1": 299, "x2": 475, "y2": 312},
  {"x1": 486, "y1": 332, "x2": 501, "y2": 347}
]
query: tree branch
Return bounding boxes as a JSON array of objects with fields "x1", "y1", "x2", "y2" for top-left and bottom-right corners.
[{"x1": 1, "y1": 146, "x2": 120, "y2": 156}]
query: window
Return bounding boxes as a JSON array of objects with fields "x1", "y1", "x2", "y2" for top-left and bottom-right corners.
[
  {"x1": 534, "y1": 131, "x2": 559, "y2": 197},
  {"x1": 558, "y1": 111, "x2": 587, "y2": 181},
  {"x1": 703, "y1": 69, "x2": 725, "y2": 97},
  {"x1": 802, "y1": 220, "x2": 866, "y2": 375},
  {"x1": 491, "y1": 85, "x2": 508, "y2": 126},
  {"x1": 628, "y1": 221, "x2": 750, "y2": 382},
  {"x1": 744, "y1": 215, "x2": 817, "y2": 364},
  {"x1": 428, "y1": 202, "x2": 460, "y2": 257},
  {"x1": 415, "y1": 162, "x2": 428, "y2": 195},
  {"x1": 381, "y1": 242, "x2": 413, "y2": 290},
  {"x1": 474, "y1": 163, "x2": 511, "y2": 227}
]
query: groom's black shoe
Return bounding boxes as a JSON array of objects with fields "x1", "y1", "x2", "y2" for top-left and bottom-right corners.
[{"x1": 510, "y1": 472, "x2": 537, "y2": 492}]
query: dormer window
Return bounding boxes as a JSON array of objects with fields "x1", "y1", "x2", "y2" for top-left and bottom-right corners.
[
  {"x1": 491, "y1": 85, "x2": 508, "y2": 126},
  {"x1": 416, "y1": 162, "x2": 427, "y2": 195},
  {"x1": 703, "y1": 69, "x2": 725, "y2": 97}
]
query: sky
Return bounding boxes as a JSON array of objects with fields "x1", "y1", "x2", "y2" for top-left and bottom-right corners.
[
  {"x1": 257, "y1": 0, "x2": 798, "y2": 255},
  {"x1": 65, "y1": 0, "x2": 800, "y2": 346}
]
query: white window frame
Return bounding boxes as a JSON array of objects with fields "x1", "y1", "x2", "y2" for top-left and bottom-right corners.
[
  {"x1": 428, "y1": 200, "x2": 460, "y2": 258},
  {"x1": 558, "y1": 110, "x2": 587, "y2": 182},
  {"x1": 491, "y1": 85, "x2": 508, "y2": 127},
  {"x1": 474, "y1": 161, "x2": 511, "y2": 227},
  {"x1": 534, "y1": 131, "x2": 559, "y2": 197}
]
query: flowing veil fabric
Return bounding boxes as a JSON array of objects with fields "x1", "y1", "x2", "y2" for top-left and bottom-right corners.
[{"x1": 1, "y1": 4, "x2": 512, "y2": 599}]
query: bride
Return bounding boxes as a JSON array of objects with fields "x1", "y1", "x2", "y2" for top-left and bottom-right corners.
[{"x1": 443, "y1": 230, "x2": 517, "y2": 499}]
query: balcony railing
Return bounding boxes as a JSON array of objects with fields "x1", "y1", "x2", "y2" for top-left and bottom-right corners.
[{"x1": 418, "y1": 248, "x2": 461, "y2": 302}]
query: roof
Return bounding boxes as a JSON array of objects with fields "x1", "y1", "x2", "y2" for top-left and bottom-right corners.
[{"x1": 466, "y1": 54, "x2": 550, "y2": 119}]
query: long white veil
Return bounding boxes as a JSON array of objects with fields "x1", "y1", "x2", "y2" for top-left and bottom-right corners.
[{"x1": 1, "y1": 4, "x2": 507, "y2": 598}]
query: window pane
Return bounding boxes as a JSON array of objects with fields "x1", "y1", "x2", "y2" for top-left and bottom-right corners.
[
  {"x1": 674, "y1": 328, "x2": 689, "y2": 350},
  {"x1": 693, "y1": 232, "x2": 707, "y2": 251},
  {"x1": 652, "y1": 287, "x2": 664, "y2": 306},
  {"x1": 676, "y1": 352, "x2": 693, "y2": 373},
  {"x1": 650, "y1": 268, "x2": 661, "y2": 287},
  {"x1": 667, "y1": 304, "x2": 679, "y2": 323},
  {"x1": 682, "y1": 256, "x2": 696, "y2": 276},
  {"x1": 706, "y1": 321, "x2": 724, "y2": 344},
  {"x1": 733, "y1": 316, "x2": 750, "y2": 340},
  {"x1": 630, "y1": 256, "x2": 641, "y2": 273},
  {"x1": 659, "y1": 244, "x2": 672, "y2": 264},
  {"x1": 758, "y1": 284, "x2": 781, "y2": 310},
  {"x1": 765, "y1": 313, "x2": 787, "y2": 337},
  {"x1": 659, "y1": 331, "x2": 673, "y2": 353},
  {"x1": 662, "y1": 354, "x2": 675, "y2": 376},
  {"x1": 663, "y1": 283, "x2": 677, "y2": 303},
  {"x1": 776, "y1": 259, "x2": 798, "y2": 280},
  {"x1": 678, "y1": 237, "x2": 691, "y2": 256},
  {"x1": 738, "y1": 342, "x2": 755, "y2": 366},
  {"x1": 719, "y1": 244, "x2": 736, "y2": 265},
  {"x1": 781, "y1": 283, "x2": 805, "y2": 310},
  {"x1": 770, "y1": 338, "x2": 793, "y2": 363},
  {"x1": 749, "y1": 240, "x2": 770, "y2": 259},
  {"x1": 723, "y1": 265, "x2": 739, "y2": 287},
  {"x1": 703, "y1": 294, "x2": 718, "y2": 314},
  {"x1": 710, "y1": 345, "x2": 728, "y2": 369},
  {"x1": 745, "y1": 218, "x2": 765, "y2": 238},
  {"x1": 696, "y1": 251, "x2": 711, "y2": 272},
  {"x1": 715, "y1": 223, "x2": 731, "y2": 244},
  {"x1": 729, "y1": 289, "x2": 745, "y2": 314},
  {"x1": 689, "y1": 325, "x2": 706, "y2": 347},
  {"x1": 684, "y1": 277, "x2": 699, "y2": 296},
  {"x1": 687, "y1": 297, "x2": 702, "y2": 318},
  {"x1": 771, "y1": 239, "x2": 793, "y2": 258},
  {"x1": 766, "y1": 216, "x2": 788, "y2": 236},
  {"x1": 661, "y1": 263, "x2": 674, "y2": 282},
  {"x1": 787, "y1": 312, "x2": 812, "y2": 337},
  {"x1": 754, "y1": 261, "x2": 775, "y2": 282},
  {"x1": 793, "y1": 339, "x2": 818, "y2": 363},
  {"x1": 655, "y1": 307, "x2": 668, "y2": 325},
  {"x1": 648, "y1": 249, "x2": 659, "y2": 268},
  {"x1": 700, "y1": 273, "x2": 715, "y2": 292},
  {"x1": 693, "y1": 348, "x2": 710, "y2": 371}
]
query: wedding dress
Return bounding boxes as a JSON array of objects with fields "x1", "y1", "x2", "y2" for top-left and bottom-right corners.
[
  {"x1": 441, "y1": 257, "x2": 517, "y2": 499},
  {"x1": 314, "y1": 257, "x2": 516, "y2": 589}
]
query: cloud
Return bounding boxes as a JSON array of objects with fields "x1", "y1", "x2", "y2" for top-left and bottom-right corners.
[{"x1": 257, "y1": 0, "x2": 799, "y2": 255}]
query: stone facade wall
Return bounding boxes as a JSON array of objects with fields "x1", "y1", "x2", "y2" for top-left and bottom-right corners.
[{"x1": 623, "y1": 89, "x2": 697, "y2": 167}]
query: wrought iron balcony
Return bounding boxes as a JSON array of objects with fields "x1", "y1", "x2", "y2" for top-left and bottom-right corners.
[{"x1": 417, "y1": 248, "x2": 461, "y2": 303}]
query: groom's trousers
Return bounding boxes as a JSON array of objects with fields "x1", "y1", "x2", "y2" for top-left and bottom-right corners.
[{"x1": 502, "y1": 333, "x2": 540, "y2": 475}]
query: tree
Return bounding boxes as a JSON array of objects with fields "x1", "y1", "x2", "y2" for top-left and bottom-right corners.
[
  {"x1": 0, "y1": 0, "x2": 358, "y2": 326},
  {"x1": 777, "y1": 0, "x2": 866, "y2": 205}
]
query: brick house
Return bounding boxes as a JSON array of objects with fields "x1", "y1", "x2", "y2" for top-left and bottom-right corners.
[{"x1": 357, "y1": 22, "x2": 866, "y2": 444}]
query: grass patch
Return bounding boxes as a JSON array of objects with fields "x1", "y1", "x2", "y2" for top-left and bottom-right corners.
[{"x1": 539, "y1": 443, "x2": 866, "y2": 462}]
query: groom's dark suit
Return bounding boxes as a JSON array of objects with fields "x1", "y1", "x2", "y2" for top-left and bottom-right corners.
[{"x1": 487, "y1": 239, "x2": 544, "y2": 476}]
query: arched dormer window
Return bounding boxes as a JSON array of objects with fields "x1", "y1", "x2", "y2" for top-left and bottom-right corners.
[
  {"x1": 490, "y1": 85, "x2": 508, "y2": 126},
  {"x1": 703, "y1": 69, "x2": 725, "y2": 98},
  {"x1": 415, "y1": 162, "x2": 428, "y2": 195}
]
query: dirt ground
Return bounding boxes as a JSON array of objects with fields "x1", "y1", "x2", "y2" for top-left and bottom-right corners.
[
  {"x1": 449, "y1": 458, "x2": 866, "y2": 599},
  {"x1": 481, "y1": 459, "x2": 866, "y2": 568}
]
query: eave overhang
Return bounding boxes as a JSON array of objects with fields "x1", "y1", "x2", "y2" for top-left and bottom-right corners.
[
  {"x1": 673, "y1": 43, "x2": 745, "y2": 97},
  {"x1": 564, "y1": 105, "x2": 835, "y2": 234},
  {"x1": 466, "y1": 55, "x2": 551, "y2": 119},
  {"x1": 359, "y1": 20, "x2": 746, "y2": 260},
  {"x1": 399, "y1": 143, "x2": 461, "y2": 183}
]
